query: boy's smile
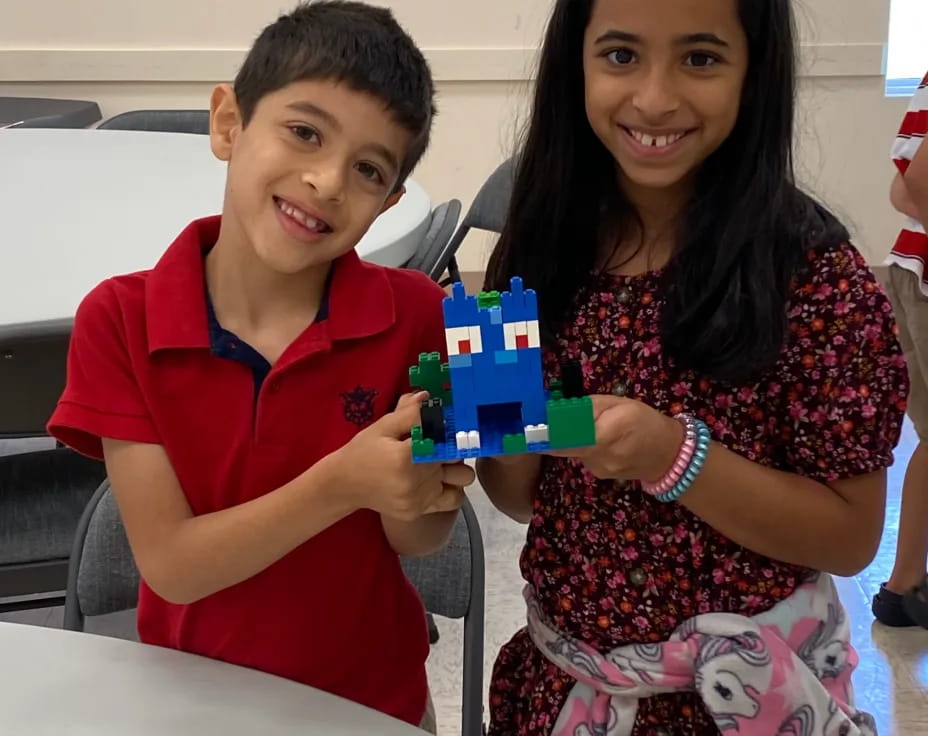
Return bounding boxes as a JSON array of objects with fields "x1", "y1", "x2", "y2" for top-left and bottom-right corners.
[{"x1": 210, "y1": 78, "x2": 413, "y2": 276}]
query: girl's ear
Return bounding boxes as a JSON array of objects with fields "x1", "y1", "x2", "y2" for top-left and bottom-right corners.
[{"x1": 209, "y1": 84, "x2": 242, "y2": 162}]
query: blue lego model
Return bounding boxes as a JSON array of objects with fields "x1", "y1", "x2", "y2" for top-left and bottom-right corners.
[{"x1": 410, "y1": 277, "x2": 595, "y2": 462}]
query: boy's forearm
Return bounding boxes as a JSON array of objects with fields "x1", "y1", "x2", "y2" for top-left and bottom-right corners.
[
  {"x1": 153, "y1": 454, "x2": 356, "y2": 604},
  {"x1": 381, "y1": 509, "x2": 460, "y2": 557}
]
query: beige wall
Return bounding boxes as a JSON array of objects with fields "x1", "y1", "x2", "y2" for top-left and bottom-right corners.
[{"x1": 0, "y1": 0, "x2": 909, "y2": 270}]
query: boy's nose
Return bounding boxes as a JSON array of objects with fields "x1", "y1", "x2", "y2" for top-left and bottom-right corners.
[{"x1": 300, "y1": 168, "x2": 346, "y2": 204}]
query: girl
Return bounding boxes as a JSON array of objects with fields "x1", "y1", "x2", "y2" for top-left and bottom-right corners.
[{"x1": 478, "y1": 0, "x2": 908, "y2": 734}]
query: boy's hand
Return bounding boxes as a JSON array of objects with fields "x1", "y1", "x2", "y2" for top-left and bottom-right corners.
[{"x1": 334, "y1": 392, "x2": 474, "y2": 521}]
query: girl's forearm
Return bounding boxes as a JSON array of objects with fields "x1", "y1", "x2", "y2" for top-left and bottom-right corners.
[{"x1": 678, "y1": 444, "x2": 885, "y2": 576}]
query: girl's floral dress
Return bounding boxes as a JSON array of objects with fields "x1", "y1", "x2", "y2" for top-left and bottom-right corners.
[{"x1": 488, "y1": 243, "x2": 909, "y2": 735}]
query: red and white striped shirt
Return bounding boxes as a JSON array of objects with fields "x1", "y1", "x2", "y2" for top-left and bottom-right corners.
[{"x1": 887, "y1": 71, "x2": 928, "y2": 293}]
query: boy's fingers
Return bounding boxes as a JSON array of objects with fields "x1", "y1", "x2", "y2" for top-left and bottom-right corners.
[
  {"x1": 376, "y1": 392, "x2": 428, "y2": 437},
  {"x1": 441, "y1": 462, "x2": 476, "y2": 487},
  {"x1": 425, "y1": 486, "x2": 466, "y2": 514}
]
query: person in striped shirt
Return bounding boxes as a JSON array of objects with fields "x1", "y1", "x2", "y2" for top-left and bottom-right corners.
[{"x1": 874, "y1": 70, "x2": 928, "y2": 629}]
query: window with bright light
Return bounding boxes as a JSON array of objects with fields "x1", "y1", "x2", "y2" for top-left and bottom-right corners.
[{"x1": 887, "y1": 0, "x2": 928, "y2": 96}]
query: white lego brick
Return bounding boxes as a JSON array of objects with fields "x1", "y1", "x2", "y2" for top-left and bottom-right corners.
[
  {"x1": 527, "y1": 319, "x2": 541, "y2": 348},
  {"x1": 525, "y1": 424, "x2": 549, "y2": 444},
  {"x1": 456, "y1": 431, "x2": 469, "y2": 451},
  {"x1": 445, "y1": 326, "x2": 471, "y2": 356},
  {"x1": 468, "y1": 325, "x2": 484, "y2": 354},
  {"x1": 467, "y1": 430, "x2": 481, "y2": 450},
  {"x1": 503, "y1": 322, "x2": 517, "y2": 351}
]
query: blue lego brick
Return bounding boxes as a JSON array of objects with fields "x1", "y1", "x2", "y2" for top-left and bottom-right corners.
[
  {"x1": 494, "y1": 350, "x2": 518, "y2": 365},
  {"x1": 449, "y1": 354, "x2": 472, "y2": 369},
  {"x1": 489, "y1": 306, "x2": 503, "y2": 325},
  {"x1": 411, "y1": 398, "x2": 593, "y2": 463}
]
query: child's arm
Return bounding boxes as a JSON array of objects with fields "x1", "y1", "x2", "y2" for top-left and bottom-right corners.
[
  {"x1": 104, "y1": 396, "x2": 465, "y2": 604},
  {"x1": 558, "y1": 398, "x2": 884, "y2": 577},
  {"x1": 891, "y1": 170, "x2": 920, "y2": 219},
  {"x1": 476, "y1": 454, "x2": 541, "y2": 524}
]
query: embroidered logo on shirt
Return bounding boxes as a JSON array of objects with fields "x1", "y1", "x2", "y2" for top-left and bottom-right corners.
[{"x1": 341, "y1": 385, "x2": 379, "y2": 427}]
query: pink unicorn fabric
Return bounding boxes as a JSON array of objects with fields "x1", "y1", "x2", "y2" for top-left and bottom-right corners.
[{"x1": 526, "y1": 573, "x2": 877, "y2": 735}]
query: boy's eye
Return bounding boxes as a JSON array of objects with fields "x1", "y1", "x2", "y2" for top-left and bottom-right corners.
[
  {"x1": 606, "y1": 48, "x2": 636, "y2": 66},
  {"x1": 289, "y1": 125, "x2": 320, "y2": 144},
  {"x1": 686, "y1": 52, "x2": 719, "y2": 69},
  {"x1": 357, "y1": 162, "x2": 385, "y2": 184}
]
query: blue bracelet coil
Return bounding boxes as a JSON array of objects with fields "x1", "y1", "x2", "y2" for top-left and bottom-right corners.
[{"x1": 655, "y1": 417, "x2": 711, "y2": 503}]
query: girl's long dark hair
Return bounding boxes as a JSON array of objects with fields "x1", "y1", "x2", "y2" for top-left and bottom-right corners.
[{"x1": 484, "y1": 0, "x2": 848, "y2": 384}]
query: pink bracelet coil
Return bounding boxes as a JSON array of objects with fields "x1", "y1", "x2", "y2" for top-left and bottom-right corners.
[{"x1": 641, "y1": 414, "x2": 698, "y2": 496}]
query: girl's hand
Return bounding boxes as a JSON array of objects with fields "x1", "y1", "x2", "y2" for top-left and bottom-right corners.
[{"x1": 547, "y1": 395, "x2": 683, "y2": 482}]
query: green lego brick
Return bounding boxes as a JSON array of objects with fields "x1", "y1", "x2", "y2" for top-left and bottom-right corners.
[
  {"x1": 409, "y1": 352, "x2": 452, "y2": 406},
  {"x1": 546, "y1": 396, "x2": 595, "y2": 449},
  {"x1": 477, "y1": 290, "x2": 502, "y2": 309},
  {"x1": 411, "y1": 426, "x2": 436, "y2": 458},
  {"x1": 502, "y1": 433, "x2": 528, "y2": 455}
]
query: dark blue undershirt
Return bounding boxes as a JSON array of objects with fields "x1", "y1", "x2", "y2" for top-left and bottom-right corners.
[{"x1": 205, "y1": 277, "x2": 331, "y2": 395}]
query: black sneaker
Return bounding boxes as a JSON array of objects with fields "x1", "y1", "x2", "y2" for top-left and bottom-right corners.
[
  {"x1": 902, "y1": 576, "x2": 928, "y2": 629},
  {"x1": 872, "y1": 583, "x2": 917, "y2": 627}
]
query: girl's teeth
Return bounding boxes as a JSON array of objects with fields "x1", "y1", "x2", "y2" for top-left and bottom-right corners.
[{"x1": 631, "y1": 130, "x2": 684, "y2": 148}]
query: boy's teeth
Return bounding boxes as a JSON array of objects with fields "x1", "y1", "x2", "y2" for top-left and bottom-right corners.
[{"x1": 278, "y1": 200, "x2": 325, "y2": 232}]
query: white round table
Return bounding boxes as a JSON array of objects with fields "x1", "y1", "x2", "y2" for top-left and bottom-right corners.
[
  {"x1": 0, "y1": 622, "x2": 426, "y2": 735},
  {"x1": 0, "y1": 128, "x2": 432, "y2": 333}
]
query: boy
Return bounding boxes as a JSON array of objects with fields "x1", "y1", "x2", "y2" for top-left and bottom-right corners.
[
  {"x1": 47, "y1": 1, "x2": 474, "y2": 728},
  {"x1": 874, "y1": 69, "x2": 928, "y2": 629}
]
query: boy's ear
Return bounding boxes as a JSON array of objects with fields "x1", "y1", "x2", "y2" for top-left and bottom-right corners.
[
  {"x1": 209, "y1": 84, "x2": 242, "y2": 162},
  {"x1": 379, "y1": 184, "x2": 406, "y2": 215}
]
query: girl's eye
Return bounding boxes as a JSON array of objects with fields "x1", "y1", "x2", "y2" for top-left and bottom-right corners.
[
  {"x1": 357, "y1": 162, "x2": 384, "y2": 184},
  {"x1": 290, "y1": 125, "x2": 320, "y2": 144},
  {"x1": 686, "y1": 52, "x2": 718, "y2": 69},
  {"x1": 606, "y1": 48, "x2": 636, "y2": 66}
]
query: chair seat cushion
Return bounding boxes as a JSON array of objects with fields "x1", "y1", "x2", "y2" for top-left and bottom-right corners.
[{"x1": 0, "y1": 449, "x2": 105, "y2": 563}]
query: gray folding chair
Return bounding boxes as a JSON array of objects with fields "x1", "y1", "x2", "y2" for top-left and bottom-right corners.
[
  {"x1": 97, "y1": 109, "x2": 210, "y2": 135},
  {"x1": 401, "y1": 499, "x2": 486, "y2": 736},
  {"x1": 65, "y1": 482, "x2": 487, "y2": 735},
  {"x1": 404, "y1": 199, "x2": 462, "y2": 283},
  {"x1": 437, "y1": 157, "x2": 517, "y2": 287},
  {"x1": 0, "y1": 324, "x2": 106, "y2": 613}
]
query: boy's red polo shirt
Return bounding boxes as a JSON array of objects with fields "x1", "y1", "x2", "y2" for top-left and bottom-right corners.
[{"x1": 48, "y1": 216, "x2": 448, "y2": 725}]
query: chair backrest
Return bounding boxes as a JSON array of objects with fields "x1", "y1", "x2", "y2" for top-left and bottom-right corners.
[
  {"x1": 98, "y1": 110, "x2": 210, "y2": 135},
  {"x1": 63, "y1": 480, "x2": 139, "y2": 630},
  {"x1": 400, "y1": 498, "x2": 485, "y2": 735},
  {"x1": 63, "y1": 481, "x2": 487, "y2": 735},
  {"x1": 403, "y1": 199, "x2": 462, "y2": 282},
  {"x1": 438, "y1": 156, "x2": 517, "y2": 287},
  {"x1": 0, "y1": 324, "x2": 71, "y2": 438}
]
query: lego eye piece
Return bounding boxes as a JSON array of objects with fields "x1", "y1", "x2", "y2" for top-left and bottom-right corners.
[
  {"x1": 503, "y1": 320, "x2": 541, "y2": 350},
  {"x1": 446, "y1": 325, "x2": 483, "y2": 356}
]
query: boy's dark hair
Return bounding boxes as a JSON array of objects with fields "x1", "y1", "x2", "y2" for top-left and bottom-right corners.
[{"x1": 233, "y1": 1, "x2": 435, "y2": 188}]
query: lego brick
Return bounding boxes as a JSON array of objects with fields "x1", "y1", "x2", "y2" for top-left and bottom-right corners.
[
  {"x1": 547, "y1": 397, "x2": 595, "y2": 449},
  {"x1": 560, "y1": 360, "x2": 585, "y2": 399},
  {"x1": 411, "y1": 426, "x2": 435, "y2": 458},
  {"x1": 449, "y1": 354, "x2": 472, "y2": 369},
  {"x1": 420, "y1": 398, "x2": 445, "y2": 444},
  {"x1": 495, "y1": 350, "x2": 518, "y2": 365},
  {"x1": 489, "y1": 306, "x2": 503, "y2": 325},
  {"x1": 477, "y1": 291, "x2": 501, "y2": 309},
  {"x1": 503, "y1": 433, "x2": 528, "y2": 454},
  {"x1": 525, "y1": 424, "x2": 549, "y2": 444},
  {"x1": 409, "y1": 352, "x2": 452, "y2": 406}
]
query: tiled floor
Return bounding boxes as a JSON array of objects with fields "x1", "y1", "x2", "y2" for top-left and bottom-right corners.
[{"x1": 3, "y1": 426, "x2": 928, "y2": 734}]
